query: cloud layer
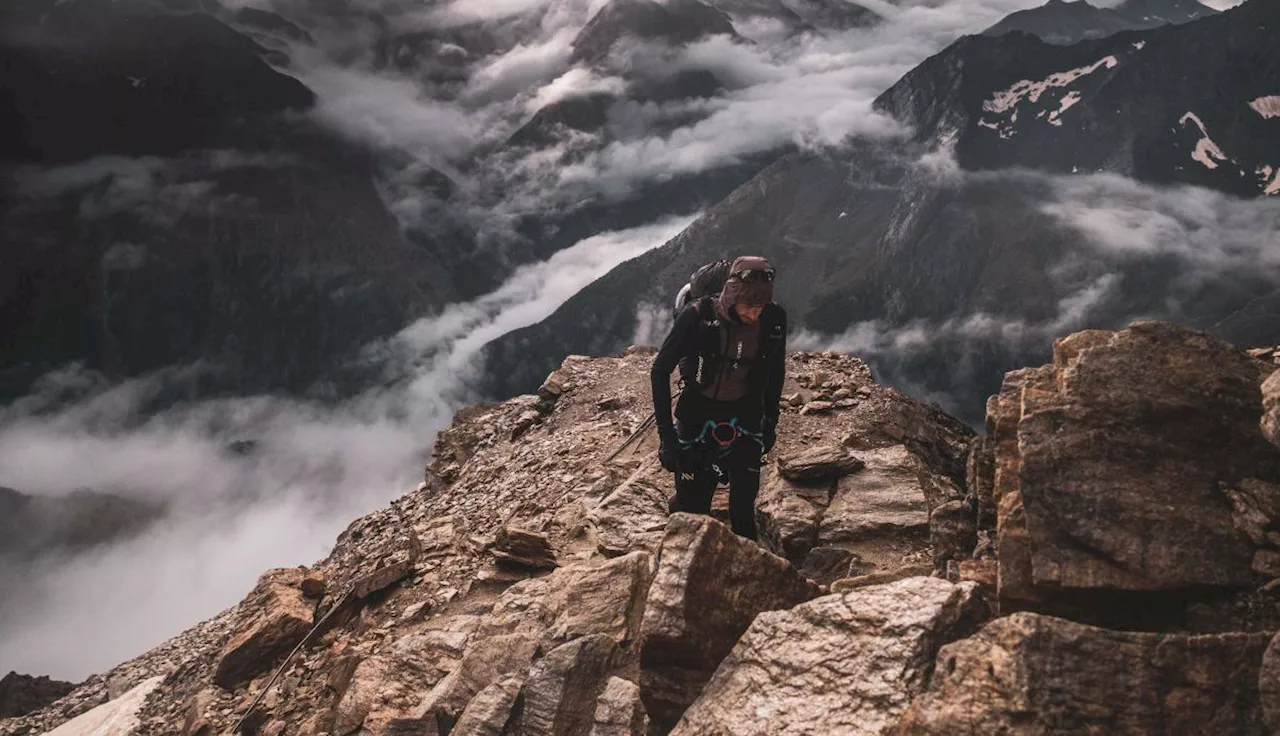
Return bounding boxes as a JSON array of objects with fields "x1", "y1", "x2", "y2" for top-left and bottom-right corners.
[
  {"x1": 0, "y1": 215, "x2": 687, "y2": 679},
  {"x1": 237, "y1": 0, "x2": 1081, "y2": 244},
  {"x1": 790, "y1": 165, "x2": 1280, "y2": 421}
]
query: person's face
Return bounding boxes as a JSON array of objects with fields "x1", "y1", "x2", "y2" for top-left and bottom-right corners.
[{"x1": 735, "y1": 303, "x2": 764, "y2": 324}]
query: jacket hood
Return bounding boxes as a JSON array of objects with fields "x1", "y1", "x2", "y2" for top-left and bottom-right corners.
[{"x1": 717, "y1": 256, "x2": 774, "y2": 321}]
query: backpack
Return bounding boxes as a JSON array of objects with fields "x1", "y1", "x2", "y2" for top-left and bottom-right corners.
[{"x1": 672, "y1": 259, "x2": 733, "y2": 319}]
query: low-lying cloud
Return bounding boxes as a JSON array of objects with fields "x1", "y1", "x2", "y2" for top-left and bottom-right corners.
[
  {"x1": 790, "y1": 165, "x2": 1280, "y2": 421},
  {"x1": 235, "y1": 0, "x2": 1072, "y2": 245},
  {"x1": 0, "y1": 216, "x2": 686, "y2": 680}
]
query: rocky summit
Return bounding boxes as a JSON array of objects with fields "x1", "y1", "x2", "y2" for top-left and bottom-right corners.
[{"x1": 6, "y1": 322, "x2": 1280, "y2": 736}]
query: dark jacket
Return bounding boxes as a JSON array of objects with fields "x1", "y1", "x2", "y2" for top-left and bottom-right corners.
[{"x1": 650, "y1": 298, "x2": 787, "y2": 430}]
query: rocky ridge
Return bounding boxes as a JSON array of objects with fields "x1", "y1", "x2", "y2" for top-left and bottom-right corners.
[{"x1": 6, "y1": 322, "x2": 1280, "y2": 735}]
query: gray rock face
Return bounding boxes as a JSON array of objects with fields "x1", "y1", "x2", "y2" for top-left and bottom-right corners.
[
  {"x1": 671, "y1": 577, "x2": 983, "y2": 736},
  {"x1": 928, "y1": 501, "x2": 976, "y2": 567},
  {"x1": 897, "y1": 612, "x2": 1273, "y2": 734},
  {"x1": 756, "y1": 467, "x2": 828, "y2": 565},
  {"x1": 331, "y1": 623, "x2": 474, "y2": 734},
  {"x1": 639, "y1": 514, "x2": 821, "y2": 733}
]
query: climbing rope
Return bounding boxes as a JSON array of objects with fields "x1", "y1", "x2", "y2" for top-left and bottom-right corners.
[
  {"x1": 604, "y1": 389, "x2": 683, "y2": 464},
  {"x1": 604, "y1": 412, "x2": 656, "y2": 463},
  {"x1": 230, "y1": 581, "x2": 354, "y2": 734}
]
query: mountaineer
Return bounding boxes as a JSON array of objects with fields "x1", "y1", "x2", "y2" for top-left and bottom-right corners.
[{"x1": 650, "y1": 256, "x2": 787, "y2": 540}]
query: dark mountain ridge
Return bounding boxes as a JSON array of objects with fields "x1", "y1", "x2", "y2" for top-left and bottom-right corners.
[
  {"x1": 982, "y1": 0, "x2": 1217, "y2": 45},
  {"x1": 483, "y1": 0, "x2": 1280, "y2": 421},
  {"x1": 1, "y1": 0, "x2": 463, "y2": 402}
]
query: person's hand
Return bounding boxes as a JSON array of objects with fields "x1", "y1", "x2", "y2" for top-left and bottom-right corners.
[
  {"x1": 658, "y1": 424, "x2": 680, "y2": 472},
  {"x1": 762, "y1": 416, "x2": 778, "y2": 453}
]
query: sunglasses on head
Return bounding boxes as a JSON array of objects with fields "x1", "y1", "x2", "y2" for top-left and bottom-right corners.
[{"x1": 732, "y1": 268, "x2": 775, "y2": 283}]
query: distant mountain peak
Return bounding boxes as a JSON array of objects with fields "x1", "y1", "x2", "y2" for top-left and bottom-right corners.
[{"x1": 571, "y1": 0, "x2": 739, "y2": 65}]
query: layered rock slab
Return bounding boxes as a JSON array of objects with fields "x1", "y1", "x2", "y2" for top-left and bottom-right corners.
[
  {"x1": 639, "y1": 514, "x2": 820, "y2": 733},
  {"x1": 213, "y1": 568, "x2": 315, "y2": 690},
  {"x1": 897, "y1": 612, "x2": 1274, "y2": 734},
  {"x1": 669, "y1": 577, "x2": 982, "y2": 736},
  {"x1": 818, "y1": 445, "x2": 933, "y2": 571},
  {"x1": 1263, "y1": 368, "x2": 1280, "y2": 450}
]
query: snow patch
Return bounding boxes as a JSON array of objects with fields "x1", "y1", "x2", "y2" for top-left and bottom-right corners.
[
  {"x1": 983, "y1": 56, "x2": 1118, "y2": 115},
  {"x1": 1178, "y1": 112, "x2": 1228, "y2": 170},
  {"x1": 1047, "y1": 91, "x2": 1082, "y2": 127},
  {"x1": 1260, "y1": 165, "x2": 1280, "y2": 196},
  {"x1": 1249, "y1": 96, "x2": 1280, "y2": 120},
  {"x1": 45, "y1": 677, "x2": 164, "y2": 736}
]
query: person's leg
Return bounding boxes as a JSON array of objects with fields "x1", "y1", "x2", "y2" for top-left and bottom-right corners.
[
  {"x1": 671, "y1": 460, "x2": 716, "y2": 515},
  {"x1": 669, "y1": 416, "x2": 716, "y2": 515},
  {"x1": 725, "y1": 439, "x2": 763, "y2": 539}
]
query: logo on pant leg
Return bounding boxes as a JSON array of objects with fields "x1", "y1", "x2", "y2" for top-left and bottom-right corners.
[{"x1": 680, "y1": 472, "x2": 696, "y2": 481}]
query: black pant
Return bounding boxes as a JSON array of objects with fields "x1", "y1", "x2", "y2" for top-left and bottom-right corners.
[{"x1": 669, "y1": 400, "x2": 763, "y2": 539}]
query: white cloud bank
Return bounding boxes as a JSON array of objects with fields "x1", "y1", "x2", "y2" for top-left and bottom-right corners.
[{"x1": 0, "y1": 215, "x2": 688, "y2": 680}]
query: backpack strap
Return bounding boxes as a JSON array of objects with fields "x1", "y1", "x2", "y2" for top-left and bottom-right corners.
[{"x1": 693, "y1": 295, "x2": 718, "y2": 323}]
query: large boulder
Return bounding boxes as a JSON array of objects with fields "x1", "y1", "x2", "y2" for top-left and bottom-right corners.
[
  {"x1": 476, "y1": 551, "x2": 653, "y2": 653},
  {"x1": 897, "y1": 612, "x2": 1274, "y2": 734},
  {"x1": 372, "y1": 553, "x2": 651, "y2": 733},
  {"x1": 639, "y1": 514, "x2": 820, "y2": 733},
  {"x1": 987, "y1": 323, "x2": 1280, "y2": 611},
  {"x1": 588, "y1": 470, "x2": 670, "y2": 558},
  {"x1": 518, "y1": 634, "x2": 621, "y2": 736},
  {"x1": 449, "y1": 675, "x2": 524, "y2": 736},
  {"x1": 213, "y1": 568, "x2": 315, "y2": 690},
  {"x1": 590, "y1": 677, "x2": 649, "y2": 736},
  {"x1": 330, "y1": 619, "x2": 475, "y2": 734},
  {"x1": 409, "y1": 633, "x2": 540, "y2": 731},
  {"x1": 670, "y1": 578, "x2": 982, "y2": 736},
  {"x1": 755, "y1": 466, "x2": 829, "y2": 565}
]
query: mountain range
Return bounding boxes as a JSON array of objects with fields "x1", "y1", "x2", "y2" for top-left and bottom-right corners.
[{"x1": 485, "y1": 0, "x2": 1280, "y2": 421}]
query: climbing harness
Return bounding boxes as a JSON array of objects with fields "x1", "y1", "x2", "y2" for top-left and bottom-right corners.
[{"x1": 678, "y1": 417, "x2": 763, "y2": 454}]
